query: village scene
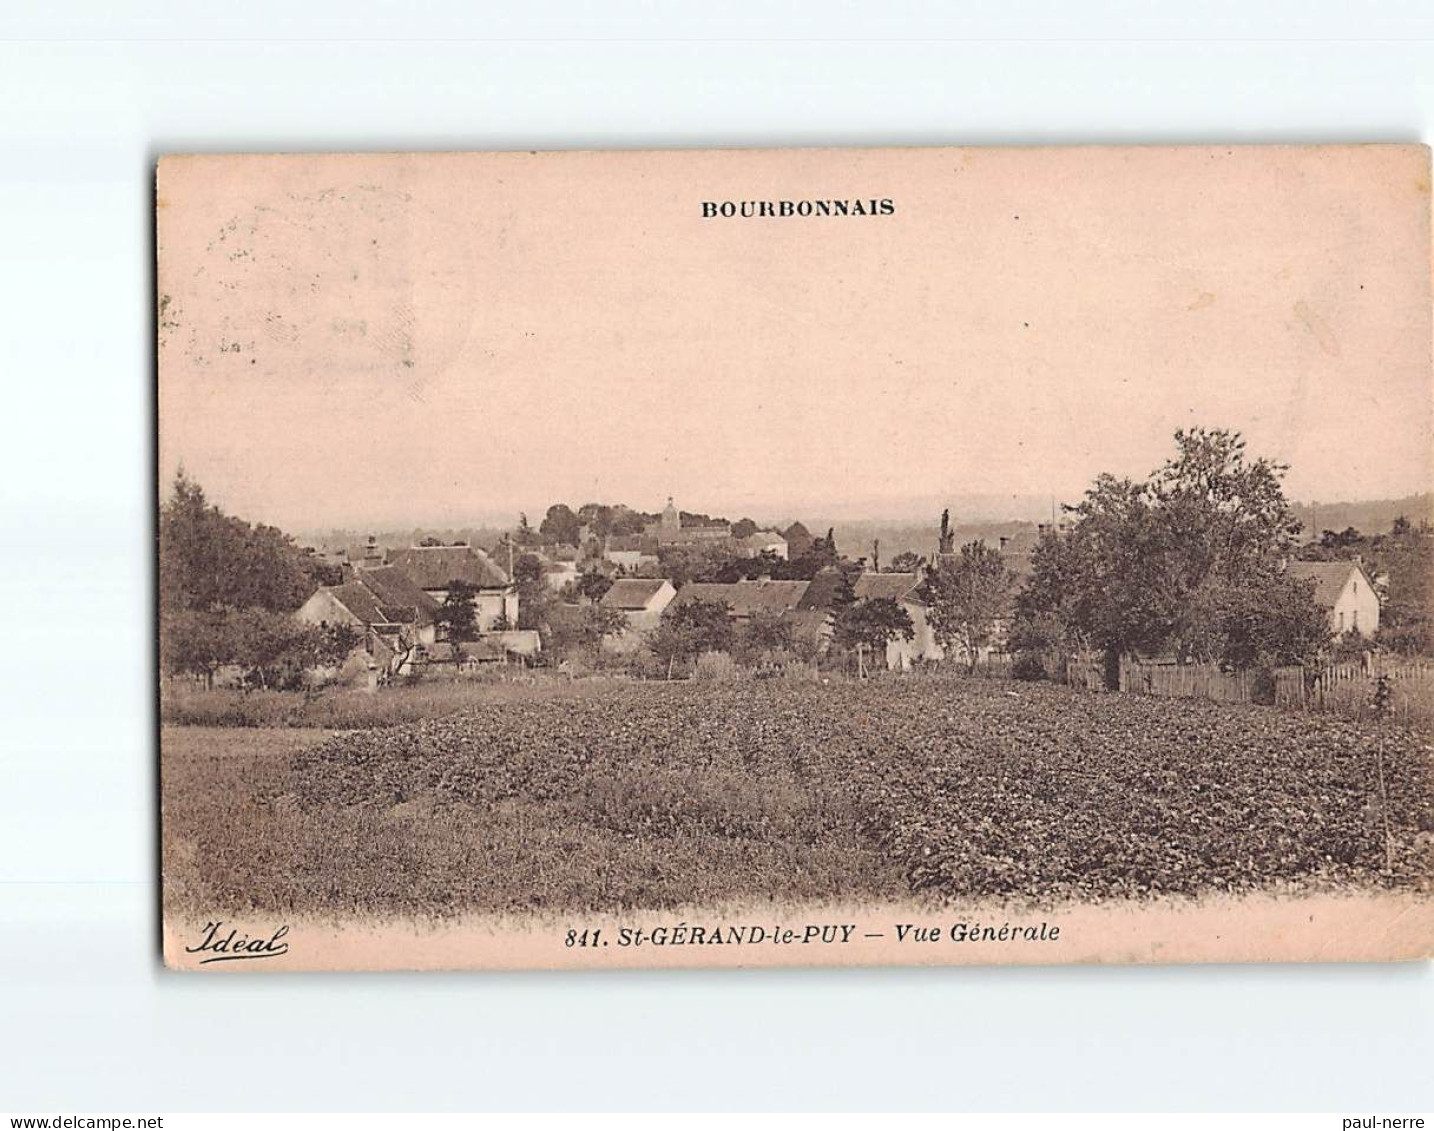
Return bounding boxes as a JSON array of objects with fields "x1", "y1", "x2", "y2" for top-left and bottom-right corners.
[
  {"x1": 162, "y1": 427, "x2": 1432, "y2": 714},
  {"x1": 160, "y1": 426, "x2": 1434, "y2": 921},
  {"x1": 156, "y1": 149, "x2": 1434, "y2": 929}
]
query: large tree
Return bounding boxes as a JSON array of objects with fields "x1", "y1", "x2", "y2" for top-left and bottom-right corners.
[
  {"x1": 1013, "y1": 428, "x2": 1328, "y2": 676},
  {"x1": 159, "y1": 471, "x2": 349, "y2": 684},
  {"x1": 538, "y1": 503, "x2": 583, "y2": 546},
  {"x1": 919, "y1": 540, "x2": 1013, "y2": 672},
  {"x1": 647, "y1": 599, "x2": 734, "y2": 676},
  {"x1": 159, "y1": 470, "x2": 316, "y2": 614}
]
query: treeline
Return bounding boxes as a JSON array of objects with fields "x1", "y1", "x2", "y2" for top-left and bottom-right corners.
[
  {"x1": 1009, "y1": 428, "x2": 1421, "y2": 682},
  {"x1": 159, "y1": 472, "x2": 357, "y2": 688}
]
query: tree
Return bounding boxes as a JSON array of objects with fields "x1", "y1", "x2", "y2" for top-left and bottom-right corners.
[
  {"x1": 1180, "y1": 572, "x2": 1331, "y2": 669},
  {"x1": 657, "y1": 543, "x2": 740, "y2": 587},
  {"x1": 159, "y1": 470, "x2": 315, "y2": 614},
  {"x1": 229, "y1": 607, "x2": 341, "y2": 690},
  {"x1": 435, "y1": 580, "x2": 479, "y2": 642},
  {"x1": 732, "y1": 612, "x2": 794, "y2": 664},
  {"x1": 889, "y1": 550, "x2": 924, "y2": 574},
  {"x1": 647, "y1": 599, "x2": 733, "y2": 677},
  {"x1": 511, "y1": 552, "x2": 555, "y2": 633},
  {"x1": 1011, "y1": 428, "x2": 1328, "y2": 678},
  {"x1": 919, "y1": 541, "x2": 1013, "y2": 672},
  {"x1": 513, "y1": 513, "x2": 540, "y2": 547},
  {"x1": 576, "y1": 569, "x2": 613, "y2": 605},
  {"x1": 832, "y1": 598, "x2": 914, "y2": 668},
  {"x1": 1373, "y1": 517, "x2": 1434, "y2": 654},
  {"x1": 575, "y1": 605, "x2": 627, "y2": 654},
  {"x1": 161, "y1": 606, "x2": 240, "y2": 687},
  {"x1": 731, "y1": 518, "x2": 759, "y2": 540},
  {"x1": 159, "y1": 471, "x2": 357, "y2": 687},
  {"x1": 539, "y1": 503, "x2": 583, "y2": 546}
]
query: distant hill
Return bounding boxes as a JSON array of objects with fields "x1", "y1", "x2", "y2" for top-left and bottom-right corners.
[
  {"x1": 1292, "y1": 494, "x2": 1433, "y2": 541},
  {"x1": 296, "y1": 493, "x2": 1433, "y2": 565}
]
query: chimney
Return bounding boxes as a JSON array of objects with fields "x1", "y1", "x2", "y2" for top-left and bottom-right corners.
[{"x1": 999, "y1": 536, "x2": 1009, "y2": 550}]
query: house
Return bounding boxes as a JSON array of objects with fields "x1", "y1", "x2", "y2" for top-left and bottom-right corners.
[
  {"x1": 668, "y1": 579, "x2": 812, "y2": 621},
  {"x1": 1286, "y1": 560, "x2": 1381, "y2": 637},
  {"x1": 385, "y1": 543, "x2": 518, "y2": 630},
  {"x1": 736, "y1": 530, "x2": 789, "y2": 560},
  {"x1": 599, "y1": 577, "x2": 677, "y2": 651},
  {"x1": 527, "y1": 544, "x2": 583, "y2": 592},
  {"x1": 990, "y1": 526, "x2": 1045, "y2": 584},
  {"x1": 650, "y1": 496, "x2": 732, "y2": 547},
  {"x1": 853, "y1": 571, "x2": 945, "y2": 670},
  {"x1": 294, "y1": 566, "x2": 441, "y2": 677},
  {"x1": 602, "y1": 533, "x2": 660, "y2": 571},
  {"x1": 544, "y1": 560, "x2": 582, "y2": 592},
  {"x1": 667, "y1": 579, "x2": 831, "y2": 657},
  {"x1": 426, "y1": 633, "x2": 541, "y2": 669}
]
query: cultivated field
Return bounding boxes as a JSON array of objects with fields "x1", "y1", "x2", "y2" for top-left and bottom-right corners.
[{"x1": 162, "y1": 679, "x2": 1434, "y2": 920}]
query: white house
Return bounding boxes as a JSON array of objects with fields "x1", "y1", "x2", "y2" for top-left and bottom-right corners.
[
  {"x1": 736, "y1": 530, "x2": 789, "y2": 560},
  {"x1": 1286, "y1": 560, "x2": 1381, "y2": 637},
  {"x1": 599, "y1": 577, "x2": 677, "y2": 651},
  {"x1": 602, "y1": 534, "x2": 659, "y2": 572}
]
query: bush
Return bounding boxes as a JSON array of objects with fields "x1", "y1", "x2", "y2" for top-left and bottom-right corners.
[
  {"x1": 1251, "y1": 666, "x2": 1277, "y2": 706},
  {"x1": 1012, "y1": 652, "x2": 1047, "y2": 682},
  {"x1": 693, "y1": 651, "x2": 745, "y2": 683}
]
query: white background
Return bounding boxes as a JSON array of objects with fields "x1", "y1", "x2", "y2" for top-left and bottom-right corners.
[{"x1": 1, "y1": 1, "x2": 1432, "y2": 1113}]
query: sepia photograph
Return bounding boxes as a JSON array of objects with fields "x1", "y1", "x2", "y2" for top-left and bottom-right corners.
[{"x1": 156, "y1": 144, "x2": 1434, "y2": 972}]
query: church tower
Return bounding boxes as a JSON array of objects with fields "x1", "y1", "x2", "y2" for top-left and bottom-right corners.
[{"x1": 661, "y1": 496, "x2": 680, "y2": 534}]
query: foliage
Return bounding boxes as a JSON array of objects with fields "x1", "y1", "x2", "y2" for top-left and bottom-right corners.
[
  {"x1": 538, "y1": 503, "x2": 583, "y2": 546},
  {"x1": 772, "y1": 529, "x2": 842, "y2": 580},
  {"x1": 164, "y1": 680, "x2": 1434, "y2": 920},
  {"x1": 435, "y1": 580, "x2": 479, "y2": 642},
  {"x1": 576, "y1": 569, "x2": 614, "y2": 605},
  {"x1": 159, "y1": 470, "x2": 318, "y2": 615},
  {"x1": 160, "y1": 604, "x2": 358, "y2": 689},
  {"x1": 512, "y1": 552, "x2": 555, "y2": 633},
  {"x1": 551, "y1": 604, "x2": 627, "y2": 656},
  {"x1": 832, "y1": 597, "x2": 914, "y2": 655},
  {"x1": 1013, "y1": 428, "x2": 1327, "y2": 671},
  {"x1": 920, "y1": 540, "x2": 1013, "y2": 671},
  {"x1": 732, "y1": 613, "x2": 795, "y2": 664},
  {"x1": 889, "y1": 550, "x2": 924, "y2": 574}
]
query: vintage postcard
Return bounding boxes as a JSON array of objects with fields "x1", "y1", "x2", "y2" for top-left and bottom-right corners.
[{"x1": 157, "y1": 145, "x2": 1434, "y2": 972}]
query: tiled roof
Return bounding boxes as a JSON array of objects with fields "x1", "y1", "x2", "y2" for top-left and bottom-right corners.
[
  {"x1": 1286, "y1": 560, "x2": 1364, "y2": 608},
  {"x1": 357, "y1": 565, "x2": 440, "y2": 619},
  {"x1": 670, "y1": 580, "x2": 810, "y2": 617},
  {"x1": 854, "y1": 571, "x2": 921, "y2": 603},
  {"x1": 387, "y1": 545, "x2": 510, "y2": 590},
  {"x1": 601, "y1": 578, "x2": 672, "y2": 610},
  {"x1": 328, "y1": 582, "x2": 386, "y2": 625}
]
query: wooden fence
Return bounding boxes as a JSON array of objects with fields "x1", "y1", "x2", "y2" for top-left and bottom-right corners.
[
  {"x1": 1276, "y1": 655, "x2": 1434, "y2": 725},
  {"x1": 1118, "y1": 659, "x2": 1256, "y2": 705},
  {"x1": 1066, "y1": 657, "x2": 1107, "y2": 692},
  {"x1": 1063, "y1": 652, "x2": 1434, "y2": 727}
]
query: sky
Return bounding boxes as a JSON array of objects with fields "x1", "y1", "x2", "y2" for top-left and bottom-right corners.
[{"x1": 158, "y1": 145, "x2": 1433, "y2": 532}]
